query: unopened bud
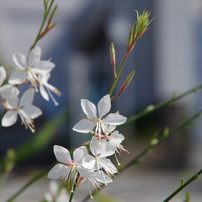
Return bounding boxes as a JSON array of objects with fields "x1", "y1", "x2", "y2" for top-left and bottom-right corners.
[
  {"x1": 110, "y1": 43, "x2": 116, "y2": 65},
  {"x1": 48, "y1": 4, "x2": 58, "y2": 24},
  {"x1": 111, "y1": 71, "x2": 135, "y2": 100}
]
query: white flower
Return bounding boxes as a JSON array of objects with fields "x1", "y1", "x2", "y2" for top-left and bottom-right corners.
[
  {"x1": 45, "y1": 180, "x2": 74, "y2": 202},
  {"x1": 1, "y1": 88, "x2": 42, "y2": 132},
  {"x1": 77, "y1": 166, "x2": 113, "y2": 199},
  {"x1": 38, "y1": 73, "x2": 61, "y2": 105},
  {"x1": 82, "y1": 136, "x2": 117, "y2": 176},
  {"x1": 9, "y1": 46, "x2": 55, "y2": 91},
  {"x1": 47, "y1": 145, "x2": 88, "y2": 191},
  {"x1": 72, "y1": 94, "x2": 127, "y2": 134},
  {"x1": 0, "y1": 66, "x2": 19, "y2": 99}
]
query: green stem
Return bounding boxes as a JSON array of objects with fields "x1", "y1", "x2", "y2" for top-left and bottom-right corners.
[
  {"x1": 29, "y1": 0, "x2": 55, "y2": 53},
  {"x1": 109, "y1": 54, "x2": 128, "y2": 96},
  {"x1": 69, "y1": 173, "x2": 79, "y2": 202},
  {"x1": 81, "y1": 109, "x2": 202, "y2": 201},
  {"x1": 163, "y1": 169, "x2": 202, "y2": 202},
  {"x1": 125, "y1": 84, "x2": 202, "y2": 125}
]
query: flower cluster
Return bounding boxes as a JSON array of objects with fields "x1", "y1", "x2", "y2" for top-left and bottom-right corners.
[
  {"x1": 0, "y1": 46, "x2": 61, "y2": 132},
  {"x1": 48, "y1": 94, "x2": 127, "y2": 198}
]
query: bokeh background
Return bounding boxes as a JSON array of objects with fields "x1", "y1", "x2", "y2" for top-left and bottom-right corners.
[{"x1": 0, "y1": 0, "x2": 202, "y2": 201}]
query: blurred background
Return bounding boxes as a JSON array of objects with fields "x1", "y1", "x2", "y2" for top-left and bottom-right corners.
[{"x1": 0, "y1": 0, "x2": 202, "y2": 201}]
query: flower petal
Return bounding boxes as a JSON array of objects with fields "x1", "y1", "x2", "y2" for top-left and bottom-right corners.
[
  {"x1": 33, "y1": 61, "x2": 55, "y2": 74},
  {"x1": 94, "y1": 171, "x2": 113, "y2": 184},
  {"x1": 0, "y1": 84, "x2": 20, "y2": 99},
  {"x1": 90, "y1": 136, "x2": 102, "y2": 156},
  {"x1": 100, "y1": 158, "x2": 118, "y2": 174},
  {"x1": 53, "y1": 145, "x2": 72, "y2": 164},
  {"x1": 22, "y1": 105, "x2": 42, "y2": 119},
  {"x1": 19, "y1": 88, "x2": 35, "y2": 107},
  {"x1": 47, "y1": 163, "x2": 69, "y2": 180},
  {"x1": 82, "y1": 155, "x2": 95, "y2": 169},
  {"x1": 72, "y1": 119, "x2": 96, "y2": 133},
  {"x1": 6, "y1": 96, "x2": 19, "y2": 109},
  {"x1": 2, "y1": 111, "x2": 18, "y2": 127},
  {"x1": 0, "y1": 66, "x2": 6, "y2": 86},
  {"x1": 39, "y1": 83, "x2": 49, "y2": 101},
  {"x1": 110, "y1": 131, "x2": 124, "y2": 145},
  {"x1": 81, "y1": 99, "x2": 97, "y2": 119},
  {"x1": 97, "y1": 94, "x2": 111, "y2": 118},
  {"x1": 12, "y1": 52, "x2": 27, "y2": 68},
  {"x1": 103, "y1": 112, "x2": 127, "y2": 125},
  {"x1": 28, "y1": 46, "x2": 41, "y2": 67},
  {"x1": 8, "y1": 70, "x2": 27, "y2": 84},
  {"x1": 73, "y1": 146, "x2": 88, "y2": 164}
]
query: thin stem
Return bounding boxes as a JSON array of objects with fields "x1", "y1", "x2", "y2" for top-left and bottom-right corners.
[
  {"x1": 29, "y1": 0, "x2": 55, "y2": 53},
  {"x1": 163, "y1": 169, "x2": 202, "y2": 202},
  {"x1": 69, "y1": 173, "x2": 79, "y2": 202},
  {"x1": 109, "y1": 54, "x2": 128, "y2": 96},
  {"x1": 125, "y1": 84, "x2": 202, "y2": 125}
]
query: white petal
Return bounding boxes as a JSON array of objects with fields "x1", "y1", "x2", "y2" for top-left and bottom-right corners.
[
  {"x1": 0, "y1": 84, "x2": 20, "y2": 99},
  {"x1": 19, "y1": 88, "x2": 35, "y2": 107},
  {"x1": 33, "y1": 61, "x2": 55, "y2": 74},
  {"x1": 73, "y1": 146, "x2": 88, "y2": 164},
  {"x1": 100, "y1": 140, "x2": 116, "y2": 157},
  {"x1": 81, "y1": 99, "x2": 97, "y2": 119},
  {"x1": 6, "y1": 96, "x2": 19, "y2": 109},
  {"x1": 22, "y1": 105, "x2": 42, "y2": 119},
  {"x1": 39, "y1": 83, "x2": 49, "y2": 101},
  {"x1": 97, "y1": 94, "x2": 111, "y2": 118},
  {"x1": 103, "y1": 112, "x2": 127, "y2": 125},
  {"x1": 2, "y1": 111, "x2": 18, "y2": 127},
  {"x1": 0, "y1": 66, "x2": 6, "y2": 86},
  {"x1": 12, "y1": 52, "x2": 27, "y2": 68},
  {"x1": 101, "y1": 158, "x2": 118, "y2": 174},
  {"x1": 72, "y1": 119, "x2": 95, "y2": 133},
  {"x1": 90, "y1": 136, "x2": 101, "y2": 156},
  {"x1": 53, "y1": 145, "x2": 72, "y2": 164},
  {"x1": 47, "y1": 164, "x2": 68, "y2": 180},
  {"x1": 82, "y1": 155, "x2": 95, "y2": 169},
  {"x1": 110, "y1": 131, "x2": 124, "y2": 145},
  {"x1": 28, "y1": 46, "x2": 41, "y2": 66},
  {"x1": 8, "y1": 70, "x2": 27, "y2": 84},
  {"x1": 94, "y1": 171, "x2": 113, "y2": 184},
  {"x1": 40, "y1": 72, "x2": 50, "y2": 83}
]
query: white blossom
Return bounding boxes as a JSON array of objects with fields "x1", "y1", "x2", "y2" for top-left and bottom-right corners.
[
  {"x1": 48, "y1": 145, "x2": 88, "y2": 191},
  {"x1": 9, "y1": 46, "x2": 55, "y2": 91},
  {"x1": 1, "y1": 88, "x2": 42, "y2": 132},
  {"x1": 73, "y1": 94, "x2": 127, "y2": 134}
]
